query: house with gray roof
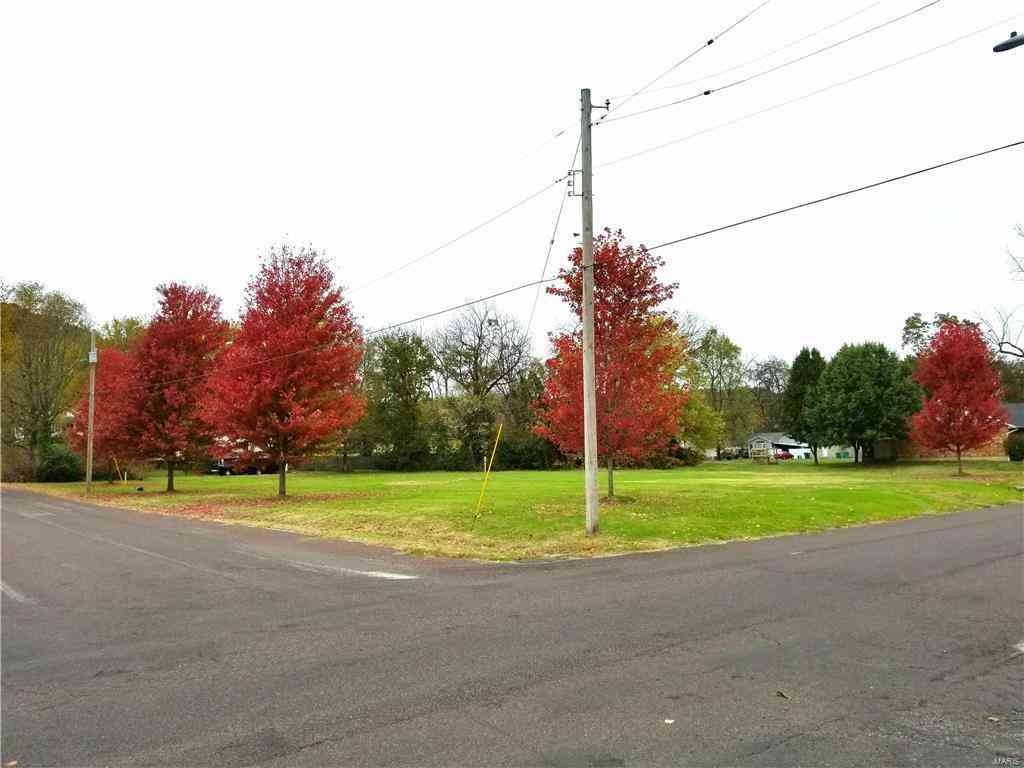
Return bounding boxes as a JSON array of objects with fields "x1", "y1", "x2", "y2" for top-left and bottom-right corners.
[
  {"x1": 747, "y1": 432, "x2": 813, "y2": 460},
  {"x1": 1005, "y1": 402, "x2": 1024, "y2": 433}
]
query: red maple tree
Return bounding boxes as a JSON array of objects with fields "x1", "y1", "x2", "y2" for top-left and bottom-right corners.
[
  {"x1": 534, "y1": 229, "x2": 689, "y2": 496},
  {"x1": 124, "y1": 283, "x2": 230, "y2": 491},
  {"x1": 910, "y1": 322, "x2": 1007, "y2": 474},
  {"x1": 205, "y1": 245, "x2": 364, "y2": 496},
  {"x1": 68, "y1": 346, "x2": 136, "y2": 480}
]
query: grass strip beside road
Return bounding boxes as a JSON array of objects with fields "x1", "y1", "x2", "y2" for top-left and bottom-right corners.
[{"x1": 16, "y1": 459, "x2": 1022, "y2": 560}]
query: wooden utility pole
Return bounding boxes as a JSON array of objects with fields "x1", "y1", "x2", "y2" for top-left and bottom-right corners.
[
  {"x1": 580, "y1": 88, "x2": 599, "y2": 534},
  {"x1": 85, "y1": 331, "x2": 96, "y2": 494}
]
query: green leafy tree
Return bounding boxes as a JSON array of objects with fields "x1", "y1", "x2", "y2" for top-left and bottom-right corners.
[
  {"x1": 810, "y1": 343, "x2": 921, "y2": 463},
  {"x1": 98, "y1": 316, "x2": 146, "y2": 351},
  {"x1": 431, "y1": 304, "x2": 530, "y2": 468},
  {"x1": 901, "y1": 312, "x2": 970, "y2": 356},
  {"x1": 1, "y1": 282, "x2": 90, "y2": 474},
  {"x1": 495, "y1": 360, "x2": 561, "y2": 470},
  {"x1": 782, "y1": 347, "x2": 827, "y2": 464},
  {"x1": 360, "y1": 330, "x2": 436, "y2": 470},
  {"x1": 672, "y1": 336, "x2": 724, "y2": 453},
  {"x1": 996, "y1": 358, "x2": 1024, "y2": 401},
  {"x1": 693, "y1": 327, "x2": 750, "y2": 455},
  {"x1": 677, "y1": 385, "x2": 723, "y2": 455},
  {"x1": 446, "y1": 394, "x2": 499, "y2": 470}
]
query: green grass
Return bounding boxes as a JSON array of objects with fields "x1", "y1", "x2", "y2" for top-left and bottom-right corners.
[{"x1": 16, "y1": 459, "x2": 1023, "y2": 560}]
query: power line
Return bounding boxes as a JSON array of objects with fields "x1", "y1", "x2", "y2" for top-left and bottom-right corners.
[
  {"x1": 629, "y1": 0, "x2": 883, "y2": 99},
  {"x1": 350, "y1": 173, "x2": 570, "y2": 294},
  {"x1": 525, "y1": 0, "x2": 779, "y2": 160},
  {"x1": 597, "y1": 0, "x2": 774, "y2": 124},
  {"x1": 599, "y1": 15, "x2": 1016, "y2": 169},
  {"x1": 343, "y1": 1, "x2": 784, "y2": 296},
  {"x1": 526, "y1": 135, "x2": 582, "y2": 336},
  {"x1": 97, "y1": 138, "x2": 1022, "y2": 397},
  {"x1": 365, "y1": 276, "x2": 559, "y2": 339},
  {"x1": 600, "y1": 0, "x2": 944, "y2": 126},
  {"x1": 646, "y1": 139, "x2": 1024, "y2": 252}
]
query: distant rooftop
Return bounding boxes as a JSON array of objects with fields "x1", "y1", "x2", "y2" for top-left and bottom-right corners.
[
  {"x1": 748, "y1": 432, "x2": 806, "y2": 447},
  {"x1": 1006, "y1": 402, "x2": 1024, "y2": 428}
]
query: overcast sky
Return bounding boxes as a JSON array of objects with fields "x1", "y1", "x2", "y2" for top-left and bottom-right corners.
[{"x1": 3, "y1": 0, "x2": 1022, "y2": 362}]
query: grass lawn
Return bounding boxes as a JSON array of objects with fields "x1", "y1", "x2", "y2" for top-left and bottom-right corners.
[{"x1": 15, "y1": 459, "x2": 1022, "y2": 560}]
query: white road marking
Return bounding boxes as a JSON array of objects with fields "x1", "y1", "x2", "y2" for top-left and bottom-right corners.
[
  {"x1": 0, "y1": 580, "x2": 33, "y2": 604},
  {"x1": 1014, "y1": 641, "x2": 1024, "y2": 655},
  {"x1": 17, "y1": 511, "x2": 55, "y2": 519},
  {"x1": 36, "y1": 502, "x2": 73, "y2": 512},
  {"x1": 284, "y1": 560, "x2": 419, "y2": 581},
  {"x1": 234, "y1": 547, "x2": 418, "y2": 581},
  {"x1": 20, "y1": 506, "x2": 418, "y2": 583},
  {"x1": 27, "y1": 516, "x2": 240, "y2": 581}
]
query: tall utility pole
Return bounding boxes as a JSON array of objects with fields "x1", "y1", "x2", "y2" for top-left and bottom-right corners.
[
  {"x1": 580, "y1": 88, "x2": 599, "y2": 534},
  {"x1": 85, "y1": 331, "x2": 96, "y2": 494}
]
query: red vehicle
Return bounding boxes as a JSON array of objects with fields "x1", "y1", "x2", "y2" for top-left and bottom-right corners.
[{"x1": 775, "y1": 449, "x2": 794, "y2": 460}]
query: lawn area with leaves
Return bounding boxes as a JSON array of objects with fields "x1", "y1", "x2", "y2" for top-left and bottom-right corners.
[{"x1": 18, "y1": 459, "x2": 1022, "y2": 560}]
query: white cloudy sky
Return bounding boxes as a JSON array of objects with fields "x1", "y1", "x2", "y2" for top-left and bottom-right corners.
[{"x1": 3, "y1": 0, "x2": 1022, "y2": 362}]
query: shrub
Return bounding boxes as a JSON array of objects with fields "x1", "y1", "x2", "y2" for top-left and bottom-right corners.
[
  {"x1": 1006, "y1": 432, "x2": 1024, "y2": 462},
  {"x1": 641, "y1": 453, "x2": 676, "y2": 469},
  {"x1": 36, "y1": 446, "x2": 84, "y2": 482},
  {"x1": 494, "y1": 432, "x2": 562, "y2": 470},
  {"x1": 674, "y1": 446, "x2": 706, "y2": 466}
]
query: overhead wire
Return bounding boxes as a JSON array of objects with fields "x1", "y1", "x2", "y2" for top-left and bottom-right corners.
[
  {"x1": 599, "y1": 0, "x2": 944, "y2": 126},
  {"x1": 596, "y1": 0, "x2": 775, "y2": 124},
  {"x1": 92, "y1": 4, "x2": 1019, "y2": 396},
  {"x1": 526, "y1": 135, "x2": 582, "y2": 337},
  {"x1": 103, "y1": 137, "x2": 1023, "y2": 399},
  {"x1": 349, "y1": 172, "x2": 570, "y2": 294},
  {"x1": 646, "y1": 139, "x2": 1024, "y2": 252},
  {"x1": 629, "y1": 0, "x2": 883, "y2": 99},
  {"x1": 327, "y1": 0, "x2": 779, "y2": 299},
  {"x1": 598, "y1": 14, "x2": 1017, "y2": 169}
]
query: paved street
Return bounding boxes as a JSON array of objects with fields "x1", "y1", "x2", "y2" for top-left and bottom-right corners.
[{"x1": 2, "y1": 488, "x2": 1022, "y2": 767}]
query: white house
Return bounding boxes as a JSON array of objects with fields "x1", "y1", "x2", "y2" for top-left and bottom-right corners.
[{"x1": 747, "y1": 432, "x2": 813, "y2": 460}]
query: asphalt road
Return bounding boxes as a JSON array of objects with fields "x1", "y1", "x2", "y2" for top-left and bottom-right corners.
[{"x1": 2, "y1": 488, "x2": 1022, "y2": 767}]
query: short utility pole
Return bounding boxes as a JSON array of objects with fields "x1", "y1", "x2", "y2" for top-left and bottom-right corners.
[
  {"x1": 580, "y1": 88, "x2": 599, "y2": 534},
  {"x1": 85, "y1": 331, "x2": 96, "y2": 494}
]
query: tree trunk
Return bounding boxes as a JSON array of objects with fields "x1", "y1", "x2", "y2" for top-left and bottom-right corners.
[
  {"x1": 853, "y1": 444, "x2": 860, "y2": 464},
  {"x1": 278, "y1": 456, "x2": 287, "y2": 497},
  {"x1": 607, "y1": 455, "x2": 614, "y2": 498},
  {"x1": 28, "y1": 437, "x2": 38, "y2": 479},
  {"x1": 166, "y1": 460, "x2": 175, "y2": 492},
  {"x1": 956, "y1": 447, "x2": 962, "y2": 476},
  {"x1": 812, "y1": 445, "x2": 819, "y2": 466}
]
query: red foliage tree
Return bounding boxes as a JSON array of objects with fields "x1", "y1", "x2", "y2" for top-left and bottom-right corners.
[
  {"x1": 910, "y1": 322, "x2": 1007, "y2": 474},
  {"x1": 205, "y1": 245, "x2": 364, "y2": 496},
  {"x1": 124, "y1": 283, "x2": 230, "y2": 491},
  {"x1": 68, "y1": 347, "x2": 136, "y2": 480},
  {"x1": 534, "y1": 229, "x2": 689, "y2": 497}
]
